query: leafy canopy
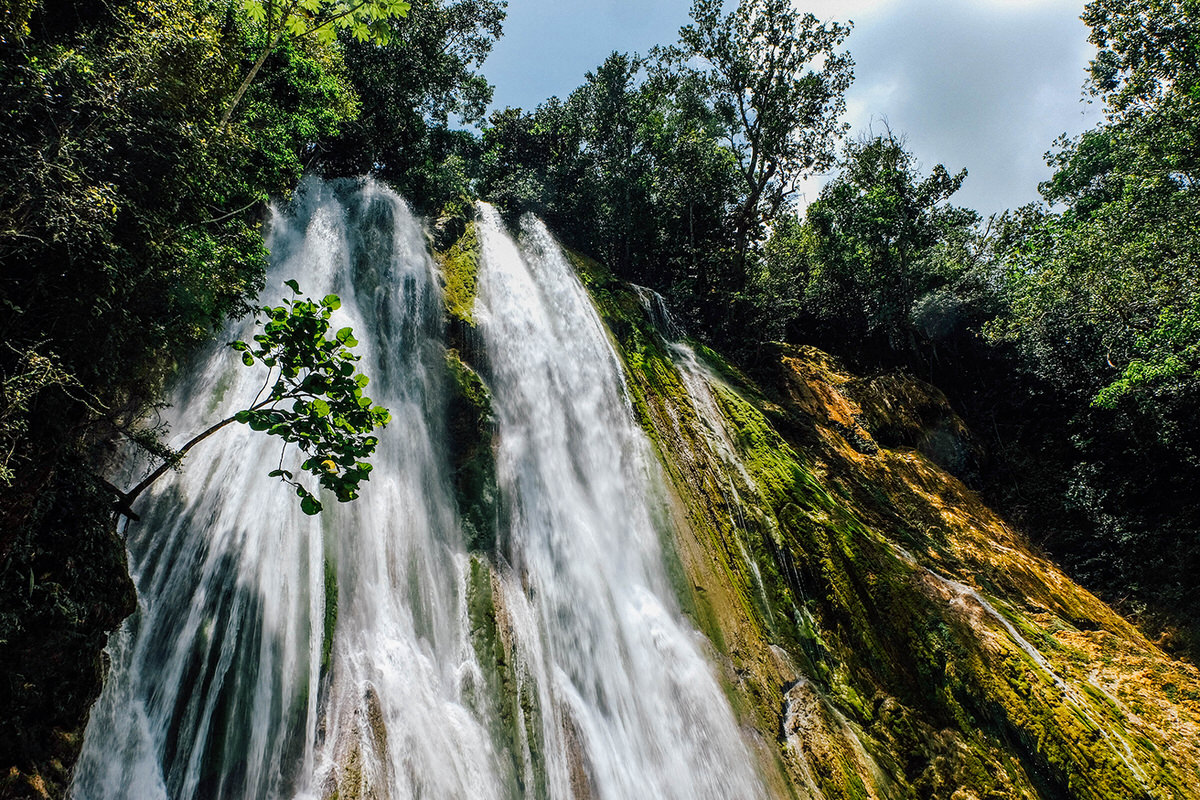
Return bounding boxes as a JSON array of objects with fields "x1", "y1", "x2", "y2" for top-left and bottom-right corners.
[{"x1": 242, "y1": 0, "x2": 412, "y2": 45}]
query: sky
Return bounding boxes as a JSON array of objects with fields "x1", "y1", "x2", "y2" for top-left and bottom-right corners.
[{"x1": 483, "y1": 0, "x2": 1103, "y2": 216}]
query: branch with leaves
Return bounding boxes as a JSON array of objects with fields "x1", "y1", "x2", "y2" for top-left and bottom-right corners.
[
  {"x1": 220, "y1": 0, "x2": 412, "y2": 130},
  {"x1": 111, "y1": 281, "x2": 390, "y2": 518}
]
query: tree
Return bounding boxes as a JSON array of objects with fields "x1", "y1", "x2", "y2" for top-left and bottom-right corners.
[
  {"x1": 316, "y1": 0, "x2": 505, "y2": 207},
  {"x1": 221, "y1": 0, "x2": 412, "y2": 130},
  {"x1": 995, "y1": 0, "x2": 1200, "y2": 407},
  {"x1": 109, "y1": 284, "x2": 390, "y2": 518},
  {"x1": 671, "y1": 0, "x2": 853, "y2": 263},
  {"x1": 804, "y1": 131, "x2": 974, "y2": 358}
]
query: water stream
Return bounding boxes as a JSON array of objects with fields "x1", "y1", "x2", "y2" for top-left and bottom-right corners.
[
  {"x1": 72, "y1": 181, "x2": 763, "y2": 800},
  {"x1": 473, "y1": 207, "x2": 762, "y2": 800}
]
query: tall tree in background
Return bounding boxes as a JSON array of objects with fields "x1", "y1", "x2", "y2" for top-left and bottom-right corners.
[
  {"x1": 563, "y1": 52, "x2": 653, "y2": 276},
  {"x1": 671, "y1": 0, "x2": 853, "y2": 266},
  {"x1": 804, "y1": 131, "x2": 975, "y2": 359}
]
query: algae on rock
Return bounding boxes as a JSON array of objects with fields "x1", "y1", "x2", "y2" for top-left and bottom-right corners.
[
  {"x1": 465, "y1": 556, "x2": 550, "y2": 798},
  {"x1": 581, "y1": 260, "x2": 1200, "y2": 800},
  {"x1": 445, "y1": 349, "x2": 499, "y2": 553},
  {"x1": 439, "y1": 220, "x2": 481, "y2": 328}
]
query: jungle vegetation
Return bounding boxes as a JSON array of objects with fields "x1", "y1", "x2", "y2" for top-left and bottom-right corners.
[{"x1": 0, "y1": 0, "x2": 1198, "y2": 791}]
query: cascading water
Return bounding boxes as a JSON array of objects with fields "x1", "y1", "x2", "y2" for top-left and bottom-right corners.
[
  {"x1": 473, "y1": 207, "x2": 763, "y2": 800},
  {"x1": 72, "y1": 181, "x2": 765, "y2": 799},
  {"x1": 72, "y1": 179, "x2": 502, "y2": 800}
]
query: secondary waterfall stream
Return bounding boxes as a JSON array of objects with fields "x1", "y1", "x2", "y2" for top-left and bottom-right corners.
[{"x1": 71, "y1": 179, "x2": 763, "y2": 799}]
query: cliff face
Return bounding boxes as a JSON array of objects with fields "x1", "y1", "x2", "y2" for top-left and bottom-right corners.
[
  {"x1": 536, "y1": 246, "x2": 1200, "y2": 798},
  {"x1": 602, "y1": 274, "x2": 1200, "y2": 796}
]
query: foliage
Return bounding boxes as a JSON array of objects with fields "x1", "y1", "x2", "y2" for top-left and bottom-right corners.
[
  {"x1": 221, "y1": 0, "x2": 411, "y2": 128},
  {"x1": 242, "y1": 0, "x2": 411, "y2": 45},
  {"x1": 669, "y1": 0, "x2": 853, "y2": 259},
  {"x1": 315, "y1": 0, "x2": 505, "y2": 210},
  {"x1": 0, "y1": 0, "x2": 357, "y2": 491},
  {"x1": 801, "y1": 132, "x2": 976, "y2": 358},
  {"x1": 1083, "y1": 0, "x2": 1200, "y2": 113},
  {"x1": 231, "y1": 284, "x2": 391, "y2": 514}
]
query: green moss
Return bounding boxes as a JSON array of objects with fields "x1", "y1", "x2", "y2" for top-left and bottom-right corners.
[
  {"x1": 206, "y1": 370, "x2": 234, "y2": 416},
  {"x1": 440, "y1": 221, "x2": 480, "y2": 325},
  {"x1": 465, "y1": 557, "x2": 548, "y2": 798},
  {"x1": 322, "y1": 554, "x2": 338, "y2": 678},
  {"x1": 445, "y1": 349, "x2": 498, "y2": 553},
  {"x1": 563, "y1": 247, "x2": 615, "y2": 286}
]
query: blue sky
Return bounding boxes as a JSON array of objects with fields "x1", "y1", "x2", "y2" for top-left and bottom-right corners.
[{"x1": 482, "y1": 0, "x2": 1102, "y2": 216}]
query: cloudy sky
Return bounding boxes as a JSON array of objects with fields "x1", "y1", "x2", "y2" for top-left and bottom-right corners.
[{"x1": 484, "y1": 0, "x2": 1102, "y2": 216}]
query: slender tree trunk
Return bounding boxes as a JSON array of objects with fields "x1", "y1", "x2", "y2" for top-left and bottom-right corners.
[
  {"x1": 218, "y1": 25, "x2": 286, "y2": 132},
  {"x1": 104, "y1": 392, "x2": 282, "y2": 519},
  {"x1": 114, "y1": 415, "x2": 240, "y2": 518}
]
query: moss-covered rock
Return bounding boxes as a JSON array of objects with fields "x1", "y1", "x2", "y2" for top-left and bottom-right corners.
[
  {"x1": 465, "y1": 557, "x2": 549, "y2": 798},
  {"x1": 575, "y1": 255, "x2": 1200, "y2": 800},
  {"x1": 444, "y1": 349, "x2": 498, "y2": 554},
  {"x1": 438, "y1": 220, "x2": 480, "y2": 329}
]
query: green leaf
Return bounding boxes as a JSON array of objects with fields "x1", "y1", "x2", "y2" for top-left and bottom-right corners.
[
  {"x1": 284, "y1": 279, "x2": 300, "y2": 294},
  {"x1": 322, "y1": 294, "x2": 341, "y2": 310},
  {"x1": 300, "y1": 495, "x2": 322, "y2": 515},
  {"x1": 242, "y1": 351, "x2": 255, "y2": 366},
  {"x1": 243, "y1": 0, "x2": 266, "y2": 23}
]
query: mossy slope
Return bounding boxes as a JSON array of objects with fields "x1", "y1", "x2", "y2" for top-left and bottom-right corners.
[{"x1": 573, "y1": 253, "x2": 1200, "y2": 800}]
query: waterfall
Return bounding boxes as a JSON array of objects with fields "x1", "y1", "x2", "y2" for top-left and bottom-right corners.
[
  {"x1": 473, "y1": 206, "x2": 763, "y2": 799},
  {"x1": 72, "y1": 181, "x2": 763, "y2": 799}
]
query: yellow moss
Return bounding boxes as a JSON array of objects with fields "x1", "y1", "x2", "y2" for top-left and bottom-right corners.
[
  {"x1": 559, "y1": 245, "x2": 1200, "y2": 798},
  {"x1": 438, "y1": 221, "x2": 480, "y2": 325}
]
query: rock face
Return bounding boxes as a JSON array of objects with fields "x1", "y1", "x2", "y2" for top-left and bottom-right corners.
[
  {"x1": 562, "y1": 248, "x2": 1200, "y2": 799},
  {"x1": 0, "y1": 468, "x2": 136, "y2": 800}
]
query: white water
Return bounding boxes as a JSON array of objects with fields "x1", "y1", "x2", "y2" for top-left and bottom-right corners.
[
  {"x1": 72, "y1": 182, "x2": 764, "y2": 799},
  {"x1": 474, "y1": 207, "x2": 763, "y2": 800}
]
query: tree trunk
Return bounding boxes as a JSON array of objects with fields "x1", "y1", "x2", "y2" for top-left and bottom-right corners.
[{"x1": 218, "y1": 25, "x2": 286, "y2": 132}]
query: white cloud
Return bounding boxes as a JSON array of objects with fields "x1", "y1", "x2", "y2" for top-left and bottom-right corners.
[
  {"x1": 797, "y1": 0, "x2": 1101, "y2": 214},
  {"x1": 796, "y1": 0, "x2": 898, "y2": 22}
]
